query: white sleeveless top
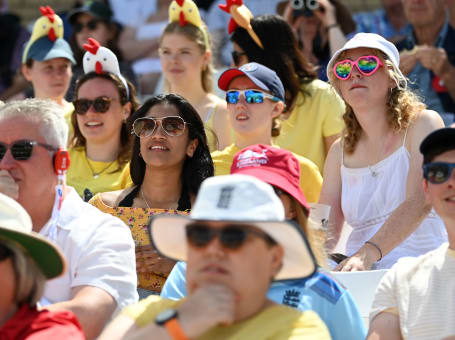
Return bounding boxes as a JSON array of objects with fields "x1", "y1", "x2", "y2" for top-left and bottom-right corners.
[{"x1": 340, "y1": 130, "x2": 447, "y2": 269}]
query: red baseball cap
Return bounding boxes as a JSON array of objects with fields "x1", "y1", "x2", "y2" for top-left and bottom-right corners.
[{"x1": 230, "y1": 144, "x2": 310, "y2": 216}]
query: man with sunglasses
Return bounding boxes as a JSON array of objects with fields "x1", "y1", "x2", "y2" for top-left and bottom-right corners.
[
  {"x1": 0, "y1": 99, "x2": 138, "y2": 340},
  {"x1": 368, "y1": 127, "x2": 455, "y2": 339},
  {"x1": 212, "y1": 62, "x2": 323, "y2": 203},
  {"x1": 99, "y1": 174, "x2": 331, "y2": 339}
]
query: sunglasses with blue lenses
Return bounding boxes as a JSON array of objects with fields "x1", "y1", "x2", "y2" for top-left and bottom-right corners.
[
  {"x1": 226, "y1": 89, "x2": 281, "y2": 105},
  {"x1": 423, "y1": 162, "x2": 455, "y2": 184}
]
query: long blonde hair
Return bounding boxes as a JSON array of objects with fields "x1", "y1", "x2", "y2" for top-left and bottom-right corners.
[{"x1": 328, "y1": 51, "x2": 425, "y2": 154}]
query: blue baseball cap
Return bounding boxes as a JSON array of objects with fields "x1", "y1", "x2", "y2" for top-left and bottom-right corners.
[
  {"x1": 25, "y1": 36, "x2": 76, "y2": 64},
  {"x1": 218, "y1": 62, "x2": 285, "y2": 101}
]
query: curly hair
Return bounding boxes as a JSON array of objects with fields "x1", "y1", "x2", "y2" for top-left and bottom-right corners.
[
  {"x1": 71, "y1": 71, "x2": 140, "y2": 169},
  {"x1": 160, "y1": 21, "x2": 213, "y2": 93},
  {"x1": 328, "y1": 52, "x2": 424, "y2": 153},
  {"x1": 128, "y1": 94, "x2": 214, "y2": 199},
  {"x1": 230, "y1": 14, "x2": 317, "y2": 110}
]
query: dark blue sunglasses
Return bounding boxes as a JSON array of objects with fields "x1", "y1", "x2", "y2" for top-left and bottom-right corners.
[
  {"x1": 226, "y1": 89, "x2": 281, "y2": 105},
  {"x1": 423, "y1": 162, "x2": 455, "y2": 184}
]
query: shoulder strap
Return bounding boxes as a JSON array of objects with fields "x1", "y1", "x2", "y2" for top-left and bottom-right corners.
[
  {"x1": 402, "y1": 124, "x2": 410, "y2": 147},
  {"x1": 341, "y1": 137, "x2": 345, "y2": 165},
  {"x1": 118, "y1": 185, "x2": 141, "y2": 207}
]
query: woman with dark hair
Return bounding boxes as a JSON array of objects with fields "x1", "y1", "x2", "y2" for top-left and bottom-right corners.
[
  {"x1": 90, "y1": 93, "x2": 214, "y2": 296},
  {"x1": 227, "y1": 8, "x2": 345, "y2": 172}
]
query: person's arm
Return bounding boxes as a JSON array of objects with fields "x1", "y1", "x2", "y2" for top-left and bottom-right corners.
[
  {"x1": 211, "y1": 101, "x2": 232, "y2": 150},
  {"x1": 335, "y1": 110, "x2": 444, "y2": 271},
  {"x1": 324, "y1": 134, "x2": 340, "y2": 156},
  {"x1": 118, "y1": 27, "x2": 159, "y2": 61},
  {"x1": 45, "y1": 286, "x2": 116, "y2": 340},
  {"x1": 367, "y1": 312, "x2": 403, "y2": 340},
  {"x1": 318, "y1": 139, "x2": 344, "y2": 250}
]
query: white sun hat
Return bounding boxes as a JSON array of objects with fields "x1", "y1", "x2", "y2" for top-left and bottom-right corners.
[
  {"x1": 327, "y1": 32, "x2": 406, "y2": 87},
  {"x1": 149, "y1": 174, "x2": 317, "y2": 281}
]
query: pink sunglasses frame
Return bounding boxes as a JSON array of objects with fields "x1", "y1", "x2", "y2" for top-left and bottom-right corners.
[{"x1": 333, "y1": 55, "x2": 384, "y2": 80}]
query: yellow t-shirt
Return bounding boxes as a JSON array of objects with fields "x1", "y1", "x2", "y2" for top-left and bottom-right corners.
[
  {"x1": 273, "y1": 80, "x2": 345, "y2": 172},
  {"x1": 211, "y1": 144, "x2": 322, "y2": 203},
  {"x1": 63, "y1": 102, "x2": 74, "y2": 141},
  {"x1": 123, "y1": 296, "x2": 331, "y2": 340},
  {"x1": 67, "y1": 147, "x2": 133, "y2": 197},
  {"x1": 89, "y1": 193, "x2": 189, "y2": 292}
]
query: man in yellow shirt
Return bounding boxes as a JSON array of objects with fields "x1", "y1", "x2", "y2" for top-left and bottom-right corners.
[
  {"x1": 99, "y1": 175, "x2": 331, "y2": 340},
  {"x1": 212, "y1": 62, "x2": 322, "y2": 203}
]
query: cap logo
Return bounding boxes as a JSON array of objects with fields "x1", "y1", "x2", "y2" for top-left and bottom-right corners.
[
  {"x1": 236, "y1": 149, "x2": 268, "y2": 169},
  {"x1": 240, "y1": 63, "x2": 258, "y2": 73},
  {"x1": 217, "y1": 186, "x2": 235, "y2": 209}
]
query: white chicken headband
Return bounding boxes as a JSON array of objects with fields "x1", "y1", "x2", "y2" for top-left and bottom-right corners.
[
  {"x1": 168, "y1": 0, "x2": 209, "y2": 49},
  {"x1": 82, "y1": 38, "x2": 130, "y2": 99}
]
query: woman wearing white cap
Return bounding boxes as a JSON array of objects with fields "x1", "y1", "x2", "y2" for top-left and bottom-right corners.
[
  {"x1": 0, "y1": 193, "x2": 84, "y2": 339},
  {"x1": 319, "y1": 33, "x2": 447, "y2": 271}
]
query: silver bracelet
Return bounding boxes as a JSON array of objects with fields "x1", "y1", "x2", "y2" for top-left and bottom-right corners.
[{"x1": 365, "y1": 241, "x2": 383, "y2": 261}]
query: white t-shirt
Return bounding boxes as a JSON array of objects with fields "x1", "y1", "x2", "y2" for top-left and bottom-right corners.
[
  {"x1": 370, "y1": 243, "x2": 455, "y2": 339},
  {"x1": 39, "y1": 187, "x2": 138, "y2": 314}
]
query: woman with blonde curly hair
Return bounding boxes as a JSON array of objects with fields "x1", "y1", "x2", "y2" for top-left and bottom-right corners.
[{"x1": 319, "y1": 33, "x2": 448, "y2": 271}]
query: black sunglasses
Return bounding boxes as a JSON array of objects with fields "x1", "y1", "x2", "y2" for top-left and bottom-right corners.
[
  {"x1": 74, "y1": 96, "x2": 113, "y2": 115},
  {"x1": 0, "y1": 140, "x2": 58, "y2": 161},
  {"x1": 73, "y1": 19, "x2": 100, "y2": 33},
  {"x1": 186, "y1": 223, "x2": 275, "y2": 250},
  {"x1": 231, "y1": 50, "x2": 247, "y2": 66},
  {"x1": 423, "y1": 162, "x2": 455, "y2": 184},
  {"x1": 0, "y1": 244, "x2": 12, "y2": 261}
]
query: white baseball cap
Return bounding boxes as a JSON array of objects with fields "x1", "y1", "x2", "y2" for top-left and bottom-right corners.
[
  {"x1": 327, "y1": 33, "x2": 406, "y2": 86},
  {"x1": 149, "y1": 175, "x2": 317, "y2": 281}
]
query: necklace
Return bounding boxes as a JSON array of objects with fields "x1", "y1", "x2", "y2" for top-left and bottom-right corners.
[
  {"x1": 85, "y1": 153, "x2": 115, "y2": 179},
  {"x1": 141, "y1": 188, "x2": 151, "y2": 209}
]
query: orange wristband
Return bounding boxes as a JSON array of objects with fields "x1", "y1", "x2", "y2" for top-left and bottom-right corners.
[{"x1": 164, "y1": 318, "x2": 189, "y2": 340}]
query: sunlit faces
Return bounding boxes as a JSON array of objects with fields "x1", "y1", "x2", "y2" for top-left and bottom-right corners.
[
  {"x1": 424, "y1": 149, "x2": 455, "y2": 223},
  {"x1": 401, "y1": 0, "x2": 445, "y2": 27},
  {"x1": 22, "y1": 58, "x2": 72, "y2": 100},
  {"x1": 226, "y1": 76, "x2": 283, "y2": 138},
  {"x1": 74, "y1": 13, "x2": 113, "y2": 49},
  {"x1": 336, "y1": 47, "x2": 393, "y2": 109},
  {"x1": 139, "y1": 103, "x2": 198, "y2": 169},
  {"x1": 159, "y1": 33, "x2": 209, "y2": 85},
  {"x1": 185, "y1": 221, "x2": 283, "y2": 303},
  {"x1": 76, "y1": 77, "x2": 130, "y2": 145},
  {"x1": 0, "y1": 117, "x2": 57, "y2": 213}
]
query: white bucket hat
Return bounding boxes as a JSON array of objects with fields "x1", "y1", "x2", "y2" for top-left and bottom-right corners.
[
  {"x1": 327, "y1": 32, "x2": 406, "y2": 87},
  {"x1": 149, "y1": 175, "x2": 317, "y2": 281},
  {"x1": 0, "y1": 193, "x2": 66, "y2": 279}
]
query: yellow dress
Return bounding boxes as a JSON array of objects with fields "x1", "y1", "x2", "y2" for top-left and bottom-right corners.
[{"x1": 89, "y1": 193, "x2": 189, "y2": 293}]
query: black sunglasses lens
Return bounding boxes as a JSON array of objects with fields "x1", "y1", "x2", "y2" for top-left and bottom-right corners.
[
  {"x1": 162, "y1": 117, "x2": 185, "y2": 135},
  {"x1": 0, "y1": 143, "x2": 6, "y2": 160},
  {"x1": 74, "y1": 99, "x2": 92, "y2": 115},
  {"x1": 0, "y1": 244, "x2": 12, "y2": 261},
  {"x1": 186, "y1": 225, "x2": 213, "y2": 247},
  {"x1": 219, "y1": 227, "x2": 247, "y2": 249},
  {"x1": 11, "y1": 141, "x2": 34, "y2": 160},
  {"x1": 87, "y1": 19, "x2": 99, "y2": 30},
  {"x1": 93, "y1": 97, "x2": 111, "y2": 113},
  {"x1": 426, "y1": 164, "x2": 450, "y2": 183},
  {"x1": 73, "y1": 22, "x2": 83, "y2": 33}
]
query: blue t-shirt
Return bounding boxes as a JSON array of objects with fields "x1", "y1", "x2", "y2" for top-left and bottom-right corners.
[{"x1": 161, "y1": 262, "x2": 366, "y2": 340}]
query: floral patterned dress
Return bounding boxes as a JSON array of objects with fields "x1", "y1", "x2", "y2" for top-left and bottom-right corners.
[{"x1": 89, "y1": 193, "x2": 189, "y2": 293}]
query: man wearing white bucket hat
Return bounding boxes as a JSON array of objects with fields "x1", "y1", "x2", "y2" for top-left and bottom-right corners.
[{"x1": 99, "y1": 175, "x2": 331, "y2": 340}]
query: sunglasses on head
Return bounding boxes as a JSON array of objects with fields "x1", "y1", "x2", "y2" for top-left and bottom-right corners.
[
  {"x1": 0, "y1": 140, "x2": 58, "y2": 161},
  {"x1": 333, "y1": 55, "x2": 384, "y2": 80},
  {"x1": 132, "y1": 116, "x2": 187, "y2": 138},
  {"x1": 231, "y1": 51, "x2": 246, "y2": 66},
  {"x1": 423, "y1": 162, "x2": 455, "y2": 184},
  {"x1": 73, "y1": 19, "x2": 100, "y2": 33},
  {"x1": 74, "y1": 96, "x2": 113, "y2": 115},
  {"x1": 186, "y1": 223, "x2": 275, "y2": 250},
  {"x1": 0, "y1": 244, "x2": 12, "y2": 261},
  {"x1": 226, "y1": 89, "x2": 281, "y2": 105}
]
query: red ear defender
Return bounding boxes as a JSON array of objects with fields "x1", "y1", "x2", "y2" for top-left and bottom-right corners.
[{"x1": 53, "y1": 149, "x2": 70, "y2": 175}]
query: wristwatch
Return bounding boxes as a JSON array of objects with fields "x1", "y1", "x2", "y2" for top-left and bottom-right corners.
[{"x1": 155, "y1": 309, "x2": 189, "y2": 340}]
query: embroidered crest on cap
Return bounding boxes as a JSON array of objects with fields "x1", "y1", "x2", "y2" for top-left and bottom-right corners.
[
  {"x1": 236, "y1": 149, "x2": 268, "y2": 169},
  {"x1": 240, "y1": 63, "x2": 258, "y2": 72}
]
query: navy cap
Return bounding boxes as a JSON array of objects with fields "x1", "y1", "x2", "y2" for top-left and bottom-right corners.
[
  {"x1": 68, "y1": 1, "x2": 113, "y2": 24},
  {"x1": 26, "y1": 36, "x2": 76, "y2": 64},
  {"x1": 420, "y1": 128, "x2": 455, "y2": 162},
  {"x1": 218, "y1": 62, "x2": 285, "y2": 101}
]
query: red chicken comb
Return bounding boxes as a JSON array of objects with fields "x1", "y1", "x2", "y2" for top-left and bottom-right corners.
[
  {"x1": 40, "y1": 6, "x2": 55, "y2": 23},
  {"x1": 176, "y1": 0, "x2": 184, "y2": 6},
  {"x1": 83, "y1": 38, "x2": 100, "y2": 55},
  {"x1": 218, "y1": 0, "x2": 243, "y2": 13}
]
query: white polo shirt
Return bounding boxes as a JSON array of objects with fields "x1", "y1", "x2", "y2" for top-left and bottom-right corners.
[{"x1": 39, "y1": 187, "x2": 138, "y2": 313}]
